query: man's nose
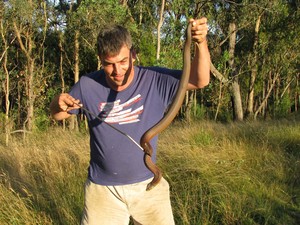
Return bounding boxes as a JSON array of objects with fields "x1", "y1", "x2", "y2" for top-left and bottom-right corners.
[{"x1": 113, "y1": 63, "x2": 121, "y2": 74}]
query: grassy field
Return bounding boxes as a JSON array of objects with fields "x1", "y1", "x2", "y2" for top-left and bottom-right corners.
[{"x1": 0, "y1": 118, "x2": 299, "y2": 225}]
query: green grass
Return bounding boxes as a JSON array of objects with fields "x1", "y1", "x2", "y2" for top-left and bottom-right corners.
[{"x1": 0, "y1": 118, "x2": 299, "y2": 225}]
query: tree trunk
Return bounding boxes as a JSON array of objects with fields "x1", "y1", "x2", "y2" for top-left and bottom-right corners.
[
  {"x1": 156, "y1": 0, "x2": 165, "y2": 60},
  {"x1": 246, "y1": 13, "x2": 262, "y2": 119},
  {"x1": 184, "y1": 90, "x2": 195, "y2": 123},
  {"x1": 1, "y1": 20, "x2": 10, "y2": 145},
  {"x1": 214, "y1": 82, "x2": 223, "y2": 121},
  {"x1": 59, "y1": 33, "x2": 66, "y2": 130},
  {"x1": 13, "y1": 21, "x2": 36, "y2": 131},
  {"x1": 69, "y1": 30, "x2": 80, "y2": 131},
  {"x1": 210, "y1": 62, "x2": 228, "y2": 83},
  {"x1": 295, "y1": 73, "x2": 299, "y2": 112},
  {"x1": 27, "y1": 57, "x2": 35, "y2": 131},
  {"x1": 231, "y1": 80, "x2": 243, "y2": 121},
  {"x1": 254, "y1": 72, "x2": 280, "y2": 120},
  {"x1": 74, "y1": 31, "x2": 80, "y2": 83},
  {"x1": 139, "y1": 2, "x2": 143, "y2": 25},
  {"x1": 228, "y1": 22, "x2": 243, "y2": 121}
]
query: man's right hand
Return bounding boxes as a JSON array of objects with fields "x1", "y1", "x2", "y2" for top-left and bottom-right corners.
[{"x1": 50, "y1": 93, "x2": 82, "y2": 121}]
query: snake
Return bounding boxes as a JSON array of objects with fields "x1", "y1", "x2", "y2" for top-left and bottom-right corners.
[{"x1": 140, "y1": 23, "x2": 192, "y2": 191}]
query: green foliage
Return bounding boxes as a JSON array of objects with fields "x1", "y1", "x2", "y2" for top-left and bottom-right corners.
[
  {"x1": 34, "y1": 112, "x2": 50, "y2": 132},
  {"x1": 193, "y1": 104, "x2": 206, "y2": 120},
  {"x1": 222, "y1": 50, "x2": 230, "y2": 62},
  {"x1": 9, "y1": 0, "x2": 35, "y2": 23},
  {"x1": 137, "y1": 32, "x2": 157, "y2": 66},
  {"x1": 158, "y1": 46, "x2": 182, "y2": 69},
  {"x1": 215, "y1": 107, "x2": 233, "y2": 122},
  {"x1": 0, "y1": 0, "x2": 299, "y2": 131},
  {"x1": 275, "y1": 93, "x2": 292, "y2": 118}
]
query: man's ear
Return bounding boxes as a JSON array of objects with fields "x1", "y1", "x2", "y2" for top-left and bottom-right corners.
[
  {"x1": 131, "y1": 49, "x2": 137, "y2": 63},
  {"x1": 98, "y1": 55, "x2": 104, "y2": 69}
]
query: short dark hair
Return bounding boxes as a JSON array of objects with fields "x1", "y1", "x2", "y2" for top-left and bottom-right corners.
[{"x1": 97, "y1": 25, "x2": 132, "y2": 57}]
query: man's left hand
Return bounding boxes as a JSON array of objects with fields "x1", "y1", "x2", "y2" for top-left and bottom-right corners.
[{"x1": 189, "y1": 18, "x2": 208, "y2": 44}]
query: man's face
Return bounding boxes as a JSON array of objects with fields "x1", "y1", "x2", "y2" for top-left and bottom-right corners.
[{"x1": 101, "y1": 45, "x2": 134, "y2": 91}]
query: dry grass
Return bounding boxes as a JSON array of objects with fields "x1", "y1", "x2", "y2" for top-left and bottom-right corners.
[
  {"x1": 0, "y1": 119, "x2": 299, "y2": 224},
  {"x1": 0, "y1": 129, "x2": 89, "y2": 224},
  {"x1": 158, "y1": 120, "x2": 300, "y2": 224}
]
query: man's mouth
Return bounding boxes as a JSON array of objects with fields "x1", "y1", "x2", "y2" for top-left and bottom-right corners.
[{"x1": 113, "y1": 74, "x2": 124, "y2": 81}]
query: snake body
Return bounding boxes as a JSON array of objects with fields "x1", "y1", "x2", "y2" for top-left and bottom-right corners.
[{"x1": 140, "y1": 23, "x2": 192, "y2": 191}]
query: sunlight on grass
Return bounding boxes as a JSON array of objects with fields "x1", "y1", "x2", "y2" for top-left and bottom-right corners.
[
  {"x1": 0, "y1": 120, "x2": 299, "y2": 224},
  {"x1": 0, "y1": 129, "x2": 89, "y2": 224},
  {"x1": 158, "y1": 120, "x2": 300, "y2": 224}
]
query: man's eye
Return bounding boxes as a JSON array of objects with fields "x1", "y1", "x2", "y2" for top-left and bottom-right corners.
[{"x1": 103, "y1": 62, "x2": 112, "y2": 67}]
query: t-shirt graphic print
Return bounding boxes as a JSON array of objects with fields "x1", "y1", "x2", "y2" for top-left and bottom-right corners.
[{"x1": 99, "y1": 94, "x2": 143, "y2": 125}]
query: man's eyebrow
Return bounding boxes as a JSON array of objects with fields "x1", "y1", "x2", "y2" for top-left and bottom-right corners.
[{"x1": 103, "y1": 56, "x2": 129, "y2": 64}]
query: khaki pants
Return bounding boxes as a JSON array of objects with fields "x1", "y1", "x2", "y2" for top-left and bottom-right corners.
[{"x1": 81, "y1": 177, "x2": 175, "y2": 225}]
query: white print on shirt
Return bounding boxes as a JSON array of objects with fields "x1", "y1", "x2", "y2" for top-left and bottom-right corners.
[{"x1": 98, "y1": 94, "x2": 143, "y2": 124}]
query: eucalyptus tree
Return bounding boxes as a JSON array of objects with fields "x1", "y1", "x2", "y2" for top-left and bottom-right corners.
[
  {"x1": 226, "y1": 0, "x2": 299, "y2": 120},
  {"x1": 124, "y1": 0, "x2": 161, "y2": 66},
  {"x1": 200, "y1": 0, "x2": 299, "y2": 121},
  {"x1": 205, "y1": 0, "x2": 247, "y2": 121},
  {"x1": 0, "y1": 0, "x2": 55, "y2": 131},
  {"x1": 0, "y1": 1, "x2": 14, "y2": 144},
  {"x1": 255, "y1": 1, "x2": 299, "y2": 118},
  {"x1": 70, "y1": 0, "x2": 134, "y2": 70},
  {"x1": 156, "y1": 0, "x2": 166, "y2": 61}
]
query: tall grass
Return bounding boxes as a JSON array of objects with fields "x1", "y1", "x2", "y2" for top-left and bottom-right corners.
[
  {"x1": 159, "y1": 119, "x2": 300, "y2": 225},
  {"x1": 0, "y1": 129, "x2": 89, "y2": 224},
  {"x1": 0, "y1": 118, "x2": 299, "y2": 225}
]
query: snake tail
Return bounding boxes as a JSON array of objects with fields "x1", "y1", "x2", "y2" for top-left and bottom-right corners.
[{"x1": 142, "y1": 142, "x2": 163, "y2": 191}]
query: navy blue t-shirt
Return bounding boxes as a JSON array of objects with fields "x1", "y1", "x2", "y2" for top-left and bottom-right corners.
[{"x1": 69, "y1": 66, "x2": 181, "y2": 185}]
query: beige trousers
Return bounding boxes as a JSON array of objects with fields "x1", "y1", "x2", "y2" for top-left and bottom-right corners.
[{"x1": 81, "y1": 177, "x2": 175, "y2": 225}]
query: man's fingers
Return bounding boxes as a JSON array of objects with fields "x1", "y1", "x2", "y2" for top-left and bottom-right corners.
[
  {"x1": 58, "y1": 94, "x2": 81, "y2": 111},
  {"x1": 189, "y1": 17, "x2": 208, "y2": 43}
]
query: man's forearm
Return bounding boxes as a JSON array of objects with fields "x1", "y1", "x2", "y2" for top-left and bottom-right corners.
[{"x1": 188, "y1": 39, "x2": 211, "y2": 89}]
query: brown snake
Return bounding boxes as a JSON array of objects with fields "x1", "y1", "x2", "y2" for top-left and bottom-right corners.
[{"x1": 141, "y1": 23, "x2": 192, "y2": 191}]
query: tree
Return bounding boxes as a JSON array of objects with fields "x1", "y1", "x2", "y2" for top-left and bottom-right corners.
[
  {"x1": 228, "y1": 20, "x2": 243, "y2": 121},
  {"x1": 7, "y1": 0, "x2": 51, "y2": 131},
  {"x1": 0, "y1": 0, "x2": 299, "y2": 134},
  {"x1": 156, "y1": 0, "x2": 166, "y2": 60},
  {"x1": 0, "y1": 2, "x2": 15, "y2": 144},
  {"x1": 245, "y1": 11, "x2": 263, "y2": 119}
]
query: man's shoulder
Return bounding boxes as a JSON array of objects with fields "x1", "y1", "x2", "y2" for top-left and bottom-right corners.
[
  {"x1": 82, "y1": 70, "x2": 103, "y2": 79},
  {"x1": 136, "y1": 66, "x2": 181, "y2": 76},
  {"x1": 136, "y1": 66, "x2": 181, "y2": 81},
  {"x1": 79, "y1": 70, "x2": 106, "y2": 83}
]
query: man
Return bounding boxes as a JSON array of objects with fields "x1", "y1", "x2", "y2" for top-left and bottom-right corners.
[{"x1": 50, "y1": 18, "x2": 210, "y2": 225}]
